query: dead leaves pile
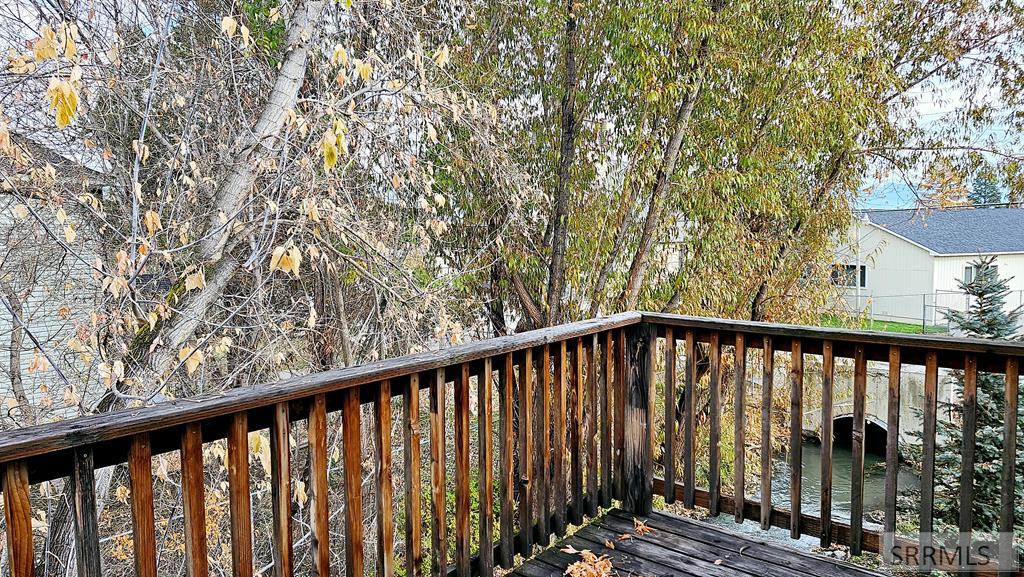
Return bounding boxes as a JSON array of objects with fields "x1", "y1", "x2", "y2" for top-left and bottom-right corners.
[{"x1": 561, "y1": 518, "x2": 656, "y2": 576}]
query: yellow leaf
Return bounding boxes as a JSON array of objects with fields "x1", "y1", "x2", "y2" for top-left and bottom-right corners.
[
  {"x1": 63, "y1": 223, "x2": 76, "y2": 243},
  {"x1": 354, "y1": 59, "x2": 372, "y2": 82},
  {"x1": 178, "y1": 346, "x2": 204, "y2": 375},
  {"x1": 220, "y1": 16, "x2": 238, "y2": 38},
  {"x1": 330, "y1": 45, "x2": 349, "y2": 66},
  {"x1": 115, "y1": 485, "x2": 129, "y2": 505},
  {"x1": 184, "y1": 270, "x2": 205, "y2": 291},
  {"x1": 322, "y1": 138, "x2": 338, "y2": 171},
  {"x1": 295, "y1": 481, "x2": 308, "y2": 509},
  {"x1": 433, "y1": 45, "x2": 450, "y2": 69},
  {"x1": 143, "y1": 210, "x2": 162, "y2": 236},
  {"x1": 240, "y1": 25, "x2": 250, "y2": 47},
  {"x1": 33, "y1": 25, "x2": 58, "y2": 61},
  {"x1": 47, "y1": 78, "x2": 79, "y2": 129},
  {"x1": 12, "y1": 204, "x2": 28, "y2": 219},
  {"x1": 61, "y1": 23, "x2": 78, "y2": 60}
]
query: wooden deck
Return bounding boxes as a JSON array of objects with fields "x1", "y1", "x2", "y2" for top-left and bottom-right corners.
[{"x1": 514, "y1": 508, "x2": 882, "y2": 577}]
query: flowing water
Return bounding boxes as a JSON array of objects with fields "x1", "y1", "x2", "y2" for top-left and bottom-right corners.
[{"x1": 705, "y1": 440, "x2": 920, "y2": 546}]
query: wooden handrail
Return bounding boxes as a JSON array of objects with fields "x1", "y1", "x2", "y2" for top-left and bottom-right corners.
[{"x1": 0, "y1": 311, "x2": 1020, "y2": 577}]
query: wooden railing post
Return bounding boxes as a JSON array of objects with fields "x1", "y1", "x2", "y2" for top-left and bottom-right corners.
[{"x1": 622, "y1": 323, "x2": 654, "y2": 515}]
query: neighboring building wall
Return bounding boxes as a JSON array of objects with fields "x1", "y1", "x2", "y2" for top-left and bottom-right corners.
[
  {"x1": 932, "y1": 253, "x2": 1024, "y2": 320},
  {"x1": 838, "y1": 219, "x2": 935, "y2": 323}
]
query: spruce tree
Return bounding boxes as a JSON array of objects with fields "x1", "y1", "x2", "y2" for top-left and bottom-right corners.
[
  {"x1": 969, "y1": 167, "x2": 1003, "y2": 205},
  {"x1": 931, "y1": 256, "x2": 1024, "y2": 549}
]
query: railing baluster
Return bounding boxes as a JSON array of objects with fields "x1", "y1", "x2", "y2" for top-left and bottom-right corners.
[
  {"x1": 180, "y1": 422, "x2": 209, "y2": 577},
  {"x1": 228, "y1": 413, "x2": 254, "y2": 577},
  {"x1": 518, "y1": 349, "x2": 534, "y2": 556},
  {"x1": 270, "y1": 402, "x2": 293, "y2": 577},
  {"x1": 553, "y1": 340, "x2": 568, "y2": 535},
  {"x1": 760, "y1": 335, "x2": 773, "y2": 531},
  {"x1": 789, "y1": 338, "x2": 803, "y2": 539},
  {"x1": 920, "y1": 350, "x2": 938, "y2": 556},
  {"x1": 708, "y1": 331, "x2": 722, "y2": 516},
  {"x1": 600, "y1": 331, "x2": 613, "y2": 507},
  {"x1": 999, "y1": 358, "x2": 1018, "y2": 576},
  {"x1": 308, "y1": 396, "x2": 330, "y2": 577},
  {"x1": 429, "y1": 369, "x2": 447, "y2": 576},
  {"x1": 128, "y1": 434, "x2": 157, "y2": 577},
  {"x1": 3, "y1": 461, "x2": 34, "y2": 577},
  {"x1": 450, "y1": 362, "x2": 473, "y2": 555},
  {"x1": 959, "y1": 354, "x2": 977, "y2": 571},
  {"x1": 821, "y1": 341, "x2": 835, "y2": 547},
  {"x1": 377, "y1": 380, "x2": 396, "y2": 577},
  {"x1": 882, "y1": 345, "x2": 900, "y2": 561},
  {"x1": 615, "y1": 327, "x2": 626, "y2": 501},
  {"x1": 733, "y1": 332, "x2": 746, "y2": 523},
  {"x1": 498, "y1": 354, "x2": 515, "y2": 568},
  {"x1": 72, "y1": 448, "x2": 102, "y2": 577},
  {"x1": 683, "y1": 329, "x2": 696, "y2": 508},
  {"x1": 404, "y1": 375, "x2": 424, "y2": 577},
  {"x1": 850, "y1": 344, "x2": 867, "y2": 554},
  {"x1": 540, "y1": 344, "x2": 551, "y2": 542},
  {"x1": 343, "y1": 388, "x2": 365, "y2": 577},
  {"x1": 478, "y1": 358, "x2": 495, "y2": 576},
  {"x1": 663, "y1": 327, "x2": 676, "y2": 503},
  {"x1": 571, "y1": 338, "x2": 584, "y2": 524},
  {"x1": 586, "y1": 335, "x2": 598, "y2": 517}
]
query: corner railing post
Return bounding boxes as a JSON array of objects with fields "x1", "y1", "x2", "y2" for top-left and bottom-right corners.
[{"x1": 622, "y1": 322, "x2": 655, "y2": 515}]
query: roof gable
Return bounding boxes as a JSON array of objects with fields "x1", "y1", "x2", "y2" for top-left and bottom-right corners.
[{"x1": 861, "y1": 206, "x2": 1024, "y2": 255}]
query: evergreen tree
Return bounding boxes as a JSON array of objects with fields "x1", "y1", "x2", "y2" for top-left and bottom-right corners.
[
  {"x1": 969, "y1": 166, "x2": 1003, "y2": 205},
  {"x1": 931, "y1": 256, "x2": 1024, "y2": 550}
]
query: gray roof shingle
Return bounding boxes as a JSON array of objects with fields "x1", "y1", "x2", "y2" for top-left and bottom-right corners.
[{"x1": 861, "y1": 206, "x2": 1024, "y2": 255}]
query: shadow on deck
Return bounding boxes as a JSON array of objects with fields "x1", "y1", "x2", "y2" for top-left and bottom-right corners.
[{"x1": 515, "y1": 508, "x2": 881, "y2": 577}]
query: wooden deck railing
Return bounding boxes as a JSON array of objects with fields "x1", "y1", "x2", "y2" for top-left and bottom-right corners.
[{"x1": 0, "y1": 312, "x2": 1020, "y2": 577}]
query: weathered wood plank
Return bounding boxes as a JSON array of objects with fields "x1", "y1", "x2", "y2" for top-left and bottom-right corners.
[
  {"x1": 586, "y1": 335, "x2": 598, "y2": 517},
  {"x1": 498, "y1": 354, "x2": 515, "y2": 568},
  {"x1": 920, "y1": 351, "x2": 938, "y2": 553},
  {"x1": 600, "y1": 331, "x2": 613, "y2": 507},
  {"x1": 614, "y1": 328, "x2": 626, "y2": 501},
  {"x1": 180, "y1": 423, "x2": 208, "y2": 577},
  {"x1": 228, "y1": 413, "x2": 254, "y2": 577},
  {"x1": 72, "y1": 448, "x2": 102, "y2": 577},
  {"x1": 539, "y1": 344, "x2": 552, "y2": 542},
  {"x1": 882, "y1": 346, "x2": 900, "y2": 561},
  {"x1": 999, "y1": 358, "x2": 1018, "y2": 576},
  {"x1": 404, "y1": 375, "x2": 424, "y2": 577},
  {"x1": 430, "y1": 368, "x2": 448, "y2": 576},
  {"x1": 850, "y1": 344, "x2": 867, "y2": 555},
  {"x1": 128, "y1": 434, "x2": 157, "y2": 577},
  {"x1": 821, "y1": 341, "x2": 835, "y2": 547},
  {"x1": 789, "y1": 338, "x2": 803, "y2": 539},
  {"x1": 683, "y1": 329, "x2": 696, "y2": 508},
  {"x1": 308, "y1": 396, "x2": 330, "y2": 577},
  {"x1": 959, "y1": 354, "x2": 977, "y2": 570},
  {"x1": 453, "y1": 367, "x2": 469, "y2": 576},
  {"x1": 377, "y1": 380, "x2": 396, "y2": 577},
  {"x1": 734, "y1": 332, "x2": 746, "y2": 523},
  {"x1": 478, "y1": 358, "x2": 494, "y2": 577},
  {"x1": 570, "y1": 338, "x2": 584, "y2": 524},
  {"x1": 623, "y1": 323, "x2": 654, "y2": 515},
  {"x1": 663, "y1": 327, "x2": 676, "y2": 503},
  {"x1": 517, "y1": 349, "x2": 534, "y2": 556},
  {"x1": 343, "y1": 388, "x2": 365, "y2": 577},
  {"x1": 553, "y1": 340, "x2": 567, "y2": 535},
  {"x1": 3, "y1": 461, "x2": 34, "y2": 577},
  {"x1": 760, "y1": 335, "x2": 773, "y2": 531},
  {"x1": 708, "y1": 331, "x2": 722, "y2": 517},
  {"x1": 270, "y1": 402, "x2": 293, "y2": 577}
]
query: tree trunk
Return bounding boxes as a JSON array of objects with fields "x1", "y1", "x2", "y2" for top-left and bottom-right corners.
[{"x1": 545, "y1": 0, "x2": 580, "y2": 326}]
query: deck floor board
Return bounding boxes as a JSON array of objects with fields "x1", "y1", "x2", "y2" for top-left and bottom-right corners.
[{"x1": 513, "y1": 508, "x2": 882, "y2": 577}]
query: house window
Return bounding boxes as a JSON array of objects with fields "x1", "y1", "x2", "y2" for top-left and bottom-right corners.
[
  {"x1": 964, "y1": 264, "x2": 997, "y2": 284},
  {"x1": 832, "y1": 264, "x2": 866, "y2": 288}
]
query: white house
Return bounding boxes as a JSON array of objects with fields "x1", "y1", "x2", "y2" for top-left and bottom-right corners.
[{"x1": 836, "y1": 205, "x2": 1024, "y2": 328}]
